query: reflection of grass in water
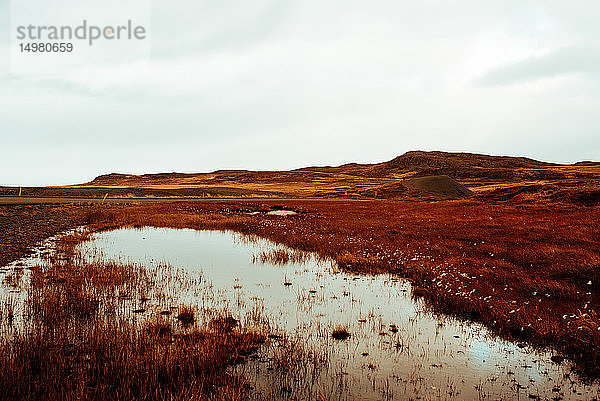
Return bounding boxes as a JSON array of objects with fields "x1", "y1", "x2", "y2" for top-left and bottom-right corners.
[
  {"x1": 0, "y1": 230, "x2": 266, "y2": 401},
  {"x1": 0, "y1": 296, "x2": 16, "y2": 324},
  {"x1": 2, "y1": 268, "x2": 24, "y2": 288},
  {"x1": 244, "y1": 331, "x2": 332, "y2": 401},
  {"x1": 252, "y1": 248, "x2": 311, "y2": 266}
]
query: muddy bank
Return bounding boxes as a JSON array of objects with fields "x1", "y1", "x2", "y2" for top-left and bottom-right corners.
[{"x1": 0, "y1": 204, "x2": 97, "y2": 267}]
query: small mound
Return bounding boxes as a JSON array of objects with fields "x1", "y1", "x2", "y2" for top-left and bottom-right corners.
[{"x1": 401, "y1": 175, "x2": 474, "y2": 200}]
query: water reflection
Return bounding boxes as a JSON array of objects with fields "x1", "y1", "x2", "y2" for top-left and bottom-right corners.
[
  {"x1": 1, "y1": 227, "x2": 598, "y2": 400},
  {"x1": 78, "y1": 227, "x2": 599, "y2": 400}
]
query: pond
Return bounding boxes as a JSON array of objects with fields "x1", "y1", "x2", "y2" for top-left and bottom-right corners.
[{"x1": 2, "y1": 227, "x2": 599, "y2": 400}]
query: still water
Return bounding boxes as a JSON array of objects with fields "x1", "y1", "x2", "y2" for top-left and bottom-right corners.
[{"x1": 2, "y1": 227, "x2": 599, "y2": 400}]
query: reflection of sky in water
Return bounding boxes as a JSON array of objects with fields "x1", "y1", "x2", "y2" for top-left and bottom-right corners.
[{"x1": 4, "y1": 227, "x2": 597, "y2": 401}]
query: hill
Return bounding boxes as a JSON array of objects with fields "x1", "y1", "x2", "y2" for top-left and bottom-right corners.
[{"x1": 60, "y1": 151, "x2": 600, "y2": 203}]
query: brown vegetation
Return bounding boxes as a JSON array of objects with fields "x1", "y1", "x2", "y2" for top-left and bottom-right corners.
[
  {"x1": 177, "y1": 305, "x2": 196, "y2": 325},
  {"x1": 252, "y1": 248, "x2": 311, "y2": 265},
  {"x1": 4, "y1": 150, "x2": 600, "y2": 397},
  {"x1": 331, "y1": 327, "x2": 351, "y2": 341},
  {"x1": 56, "y1": 150, "x2": 600, "y2": 203},
  {"x1": 0, "y1": 231, "x2": 265, "y2": 401},
  {"x1": 81, "y1": 199, "x2": 600, "y2": 376}
]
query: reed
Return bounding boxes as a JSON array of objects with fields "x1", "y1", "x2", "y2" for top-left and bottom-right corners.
[
  {"x1": 0, "y1": 230, "x2": 265, "y2": 401},
  {"x1": 81, "y1": 200, "x2": 600, "y2": 375}
]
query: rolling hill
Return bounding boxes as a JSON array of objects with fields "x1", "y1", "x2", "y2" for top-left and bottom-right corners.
[{"x1": 63, "y1": 151, "x2": 600, "y2": 203}]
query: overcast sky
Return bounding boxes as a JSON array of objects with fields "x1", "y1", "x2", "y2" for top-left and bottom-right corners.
[{"x1": 1, "y1": 0, "x2": 600, "y2": 186}]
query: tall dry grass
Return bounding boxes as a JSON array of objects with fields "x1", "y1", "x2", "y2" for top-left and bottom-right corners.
[
  {"x1": 252, "y1": 248, "x2": 311, "y2": 266},
  {"x1": 0, "y1": 230, "x2": 265, "y2": 401},
  {"x1": 80, "y1": 200, "x2": 600, "y2": 375}
]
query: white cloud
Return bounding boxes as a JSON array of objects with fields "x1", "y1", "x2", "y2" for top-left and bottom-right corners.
[
  {"x1": 1, "y1": 0, "x2": 600, "y2": 185},
  {"x1": 475, "y1": 46, "x2": 600, "y2": 86}
]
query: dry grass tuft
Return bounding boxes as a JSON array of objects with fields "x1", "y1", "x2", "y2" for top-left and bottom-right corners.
[
  {"x1": 177, "y1": 305, "x2": 196, "y2": 326},
  {"x1": 252, "y1": 248, "x2": 310, "y2": 265},
  {"x1": 209, "y1": 315, "x2": 239, "y2": 333},
  {"x1": 331, "y1": 326, "x2": 351, "y2": 341}
]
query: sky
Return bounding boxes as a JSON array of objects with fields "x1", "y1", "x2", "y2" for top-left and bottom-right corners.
[{"x1": 1, "y1": 0, "x2": 600, "y2": 186}]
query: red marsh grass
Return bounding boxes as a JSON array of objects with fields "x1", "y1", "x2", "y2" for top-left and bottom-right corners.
[
  {"x1": 252, "y1": 248, "x2": 311, "y2": 265},
  {"x1": 0, "y1": 231, "x2": 265, "y2": 401},
  {"x1": 82, "y1": 199, "x2": 600, "y2": 376}
]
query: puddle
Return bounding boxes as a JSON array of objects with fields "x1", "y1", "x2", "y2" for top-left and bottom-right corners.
[
  {"x1": 0, "y1": 230, "x2": 78, "y2": 333},
  {"x1": 266, "y1": 210, "x2": 297, "y2": 216},
  {"x1": 2, "y1": 227, "x2": 600, "y2": 400}
]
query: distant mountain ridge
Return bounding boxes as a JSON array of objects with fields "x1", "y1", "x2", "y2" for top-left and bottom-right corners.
[
  {"x1": 74, "y1": 150, "x2": 599, "y2": 202},
  {"x1": 87, "y1": 151, "x2": 561, "y2": 185}
]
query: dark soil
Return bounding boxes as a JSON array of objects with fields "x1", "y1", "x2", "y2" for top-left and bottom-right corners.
[{"x1": 0, "y1": 204, "x2": 96, "y2": 267}]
